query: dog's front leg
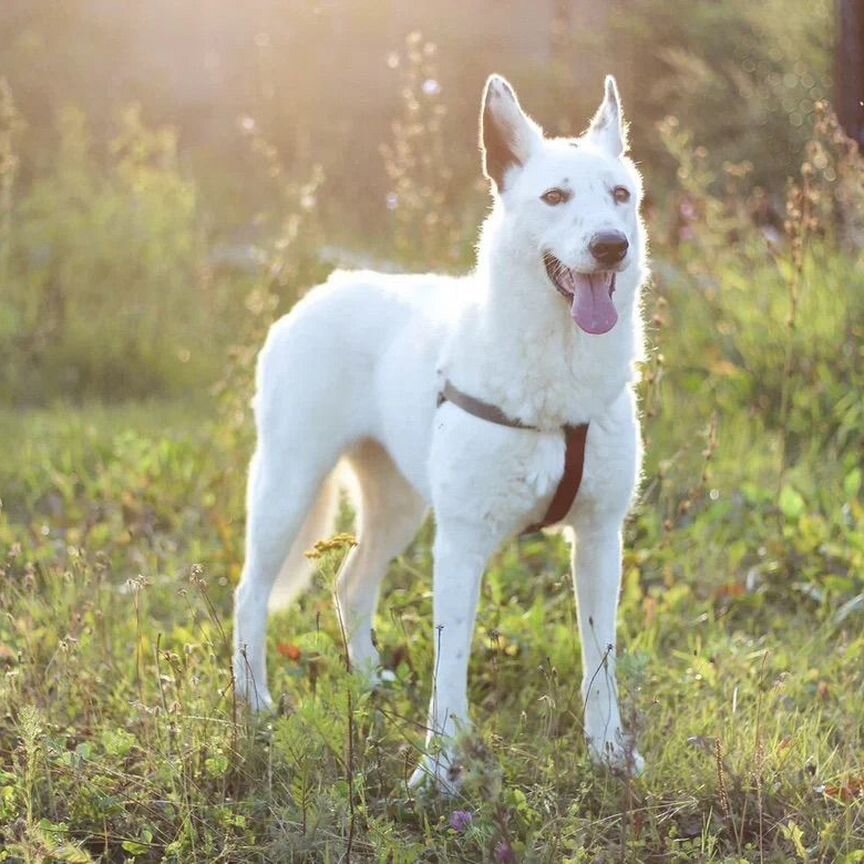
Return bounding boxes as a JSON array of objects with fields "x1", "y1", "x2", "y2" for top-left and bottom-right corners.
[
  {"x1": 409, "y1": 531, "x2": 490, "y2": 793},
  {"x1": 570, "y1": 514, "x2": 644, "y2": 775}
]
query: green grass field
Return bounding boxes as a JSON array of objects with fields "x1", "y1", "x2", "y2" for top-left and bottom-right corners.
[
  {"x1": 2, "y1": 58, "x2": 864, "y2": 863},
  {"x1": 2, "y1": 225, "x2": 864, "y2": 862}
]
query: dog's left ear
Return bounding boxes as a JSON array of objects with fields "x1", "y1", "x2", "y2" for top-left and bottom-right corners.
[
  {"x1": 480, "y1": 75, "x2": 542, "y2": 191},
  {"x1": 585, "y1": 75, "x2": 628, "y2": 157}
]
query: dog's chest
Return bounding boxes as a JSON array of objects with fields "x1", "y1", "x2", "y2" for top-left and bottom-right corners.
[
  {"x1": 444, "y1": 313, "x2": 636, "y2": 433},
  {"x1": 428, "y1": 394, "x2": 638, "y2": 538}
]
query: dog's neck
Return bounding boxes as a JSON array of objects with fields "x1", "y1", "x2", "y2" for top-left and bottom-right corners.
[{"x1": 449, "y1": 205, "x2": 645, "y2": 429}]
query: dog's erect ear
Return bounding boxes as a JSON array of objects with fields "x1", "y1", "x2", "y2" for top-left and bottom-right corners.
[
  {"x1": 480, "y1": 75, "x2": 542, "y2": 191},
  {"x1": 584, "y1": 75, "x2": 628, "y2": 157}
]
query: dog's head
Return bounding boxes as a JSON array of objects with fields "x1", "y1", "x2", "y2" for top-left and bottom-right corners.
[{"x1": 480, "y1": 75, "x2": 642, "y2": 335}]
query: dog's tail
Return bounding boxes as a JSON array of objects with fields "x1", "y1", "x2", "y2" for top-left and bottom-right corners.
[{"x1": 266, "y1": 462, "x2": 355, "y2": 611}]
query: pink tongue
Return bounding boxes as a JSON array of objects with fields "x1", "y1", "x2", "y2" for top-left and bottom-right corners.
[{"x1": 569, "y1": 272, "x2": 617, "y2": 334}]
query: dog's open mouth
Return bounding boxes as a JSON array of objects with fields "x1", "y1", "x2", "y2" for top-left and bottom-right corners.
[{"x1": 543, "y1": 252, "x2": 618, "y2": 335}]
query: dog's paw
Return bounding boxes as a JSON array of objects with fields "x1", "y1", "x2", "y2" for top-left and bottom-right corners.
[
  {"x1": 235, "y1": 679, "x2": 274, "y2": 713},
  {"x1": 352, "y1": 658, "x2": 397, "y2": 692},
  {"x1": 371, "y1": 668, "x2": 398, "y2": 691},
  {"x1": 588, "y1": 732, "x2": 644, "y2": 777},
  {"x1": 247, "y1": 689, "x2": 275, "y2": 712},
  {"x1": 408, "y1": 754, "x2": 464, "y2": 797}
]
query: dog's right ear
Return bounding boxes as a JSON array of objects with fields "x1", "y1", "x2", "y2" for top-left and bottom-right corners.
[{"x1": 480, "y1": 75, "x2": 542, "y2": 192}]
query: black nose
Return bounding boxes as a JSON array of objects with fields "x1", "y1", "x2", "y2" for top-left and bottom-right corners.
[{"x1": 589, "y1": 231, "x2": 629, "y2": 265}]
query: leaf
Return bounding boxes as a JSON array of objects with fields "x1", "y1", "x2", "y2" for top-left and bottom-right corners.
[
  {"x1": 38, "y1": 818, "x2": 70, "y2": 835},
  {"x1": 205, "y1": 753, "x2": 230, "y2": 777},
  {"x1": 844, "y1": 467, "x2": 862, "y2": 500},
  {"x1": 779, "y1": 485, "x2": 805, "y2": 520},
  {"x1": 694, "y1": 654, "x2": 718, "y2": 686},
  {"x1": 277, "y1": 643, "x2": 302, "y2": 661},
  {"x1": 821, "y1": 776, "x2": 864, "y2": 802},
  {"x1": 121, "y1": 831, "x2": 152, "y2": 858},
  {"x1": 780, "y1": 819, "x2": 808, "y2": 862},
  {"x1": 713, "y1": 581, "x2": 745, "y2": 601},
  {"x1": 100, "y1": 728, "x2": 137, "y2": 758}
]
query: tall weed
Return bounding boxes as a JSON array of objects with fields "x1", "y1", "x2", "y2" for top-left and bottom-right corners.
[{"x1": 381, "y1": 32, "x2": 482, "y2": 271}]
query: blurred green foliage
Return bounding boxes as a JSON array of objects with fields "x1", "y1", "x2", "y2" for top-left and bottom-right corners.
[
  {"x1": 0, "y1": 0, "x2": 841, "y2": 405},
  {"x1": 1, "y1": 5, "x2": 864, "y2": 857},
  {"x1": 611, "y1": 0, "x2": 834, "y2": 186},
  {"x1": 0, "y1": 104, "x2": 209, "y2": 402}
]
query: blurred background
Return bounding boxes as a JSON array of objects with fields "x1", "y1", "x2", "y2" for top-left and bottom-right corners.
[
  {"x1": 0, "y1": 0, "x2": 853, "y2": 406},
  {"x1": 2, "y1": 8, "x2": 864, "y2": 858}
]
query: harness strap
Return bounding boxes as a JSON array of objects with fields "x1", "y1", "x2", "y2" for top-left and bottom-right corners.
[
  {"x1": 437, "y1": 380, "x2": 532, "y2": 429},
  {"x1": 437, "y1": 380, "x2": 589, "y2": 533},
  {"x1": 522, "y1": 422, "x2": 588, "y2": 533}
]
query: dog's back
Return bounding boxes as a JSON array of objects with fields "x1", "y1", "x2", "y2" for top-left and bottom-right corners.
[{"x1": 255, "y1": 268, "x2": 465, "y2": 448}]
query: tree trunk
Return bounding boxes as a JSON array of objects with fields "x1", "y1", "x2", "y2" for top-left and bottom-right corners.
[{"x1": 837, "y1": 0, "x2": 864, "y2": 145}]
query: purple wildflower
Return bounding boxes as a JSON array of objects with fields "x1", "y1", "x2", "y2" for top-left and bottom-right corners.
[
  {"x1": 448, "y1": 810, "x2": 473, "y2": 833},
  {"x1": 494, "y1": 839, "x2": 517, "y2": 863}
]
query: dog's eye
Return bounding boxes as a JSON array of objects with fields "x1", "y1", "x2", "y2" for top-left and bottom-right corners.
[
  {"x1": 541, "y1": 188, "x2": 569, "y2": 206},
  {"x1": 613, "y1": 185, "x2": 631, "y2": 204}
]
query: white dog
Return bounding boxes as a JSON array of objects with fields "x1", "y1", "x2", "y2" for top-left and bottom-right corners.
[{"x1": 233, "y1": 74, "x2": 648, "y2": 788}]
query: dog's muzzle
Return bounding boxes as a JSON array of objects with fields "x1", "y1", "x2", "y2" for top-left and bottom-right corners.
[{"x1": 543, "y1": 252, "x2": 618, "y2": 335}]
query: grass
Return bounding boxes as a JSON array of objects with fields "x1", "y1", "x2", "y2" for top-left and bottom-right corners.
[
  {"x1": 1, "y1": 82, "x2": 863, "y2": 864},
  {"x1": 1, "y1": 317, "x2": 863, "y2": 863}
]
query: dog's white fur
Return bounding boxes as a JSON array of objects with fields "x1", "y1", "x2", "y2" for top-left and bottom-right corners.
[{"x1": 233, "y1": 75, "x2": 648, "y2": 787}]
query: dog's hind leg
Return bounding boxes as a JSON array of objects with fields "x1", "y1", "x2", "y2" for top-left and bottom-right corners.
[
  {"x1": 233, "y1": 442, "x2": 340, "y2": 711},
  {"x1": 337, "y1": 440, "x2": 427, "y2": 678},
  {"x1": 267, "y1": 469, "x2": 342, "y2": 613}
]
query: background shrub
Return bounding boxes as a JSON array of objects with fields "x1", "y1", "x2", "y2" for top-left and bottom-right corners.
[{"x1": 0, "y1": 0, "x2": 844, "y2": 405}]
